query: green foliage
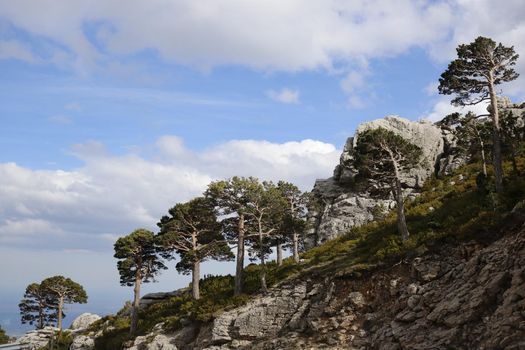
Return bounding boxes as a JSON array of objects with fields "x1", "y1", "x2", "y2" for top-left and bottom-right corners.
[
  {"x1": 39, "y1": 331, "x2": 73, "y2": 350},
  {"x1": 157, "y1": 197, "x2": 233, "y2": 275},
  {"x1": 19, "y1": 282, "x2": 58, "y2": 329},
  {"x1": 40, "y1": 276, "x2": 88, "y2": 305},
  {"x1": 0, "y1": 325, "x2": 9, "y2": 344},
  {"x1": 114, "y1": 229, "x2": 167, "y2": 287},
  {"x1": 354, "y1": 128, "x2": 423, "y2": 193},
  {"x1": 92, "y1": 158, "x2": 525, "y2": 348},
  {"x1": 438, "y1": 36, "x2": 519, "y2": 106}
]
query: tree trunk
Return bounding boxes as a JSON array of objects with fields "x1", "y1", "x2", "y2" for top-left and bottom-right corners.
[
  {"x1": 292, "y1": 232, "x2": 299, "y2": 263},
  {"x1": 192, "y1": 260, "x2": 200, "y2": 300},
  {"x1": 259, "y1": 230, "x2": 268, "y2": 294},
  {"x1": 38, "y1": 301, "x2": 44, "y2": 329},
  {"x1": 391, "y1": 157, "x2": 409, "y2": 242},
  {"x1": 234, "y1": 213, "x2": 245, "y2": 296},
  {"x1": 395, "y1": 179, "x2": 410, "y2": 242},
  {"x1": 130, "y1": 274, "x2": 141, "y2": 335},
  {"x1": 57, "y1": 296, "x2": 63, "y2": 333},
  {"x1": 480, "y1": 141, "x2": 488, "y2": 176},
  {"x1": 488, "y1": 72, "x2": 504, "y2": 193},
  {"x1": 276, "y1": 240, "x2": 283, "y2": 266}
]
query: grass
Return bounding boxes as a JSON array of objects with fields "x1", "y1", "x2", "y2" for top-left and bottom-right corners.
[{"x1": 92, "y1": 159, "x2": 525, "y2": 349}]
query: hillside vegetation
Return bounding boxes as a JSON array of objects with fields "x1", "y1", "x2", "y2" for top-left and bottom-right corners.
[{"x1": 90, "y1": 158, "x2": 525, "y2": 349}]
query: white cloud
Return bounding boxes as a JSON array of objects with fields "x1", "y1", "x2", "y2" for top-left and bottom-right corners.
[
  {"x1": 0, "y1": 137, "x2": 340, "y2": 252},
  {"x1": 0, "y1": 39, "x2": 38, "y2": 63},
  {"x1": 422, "y1": 97, "x2": 490, "y2": 122},
  {"x1": 0, "y1": 0, "x2": 453, "y2": 72},
  {"x1": 266, "y1": 88, "x2": 300, "y2": 104}
]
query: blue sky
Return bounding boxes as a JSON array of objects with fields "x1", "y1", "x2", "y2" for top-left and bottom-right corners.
[{"x1": 1, "y1": 0, "x2": 524, "y2": 335}]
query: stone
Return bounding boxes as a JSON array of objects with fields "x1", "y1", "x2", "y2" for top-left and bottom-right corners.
[
  {"x1": 18, "y1": 326, "x2": 59, "y2": 350},
  {"x1": 70, "y1": 335, "x2": 95, "y2": 350},
  {"x1": 348, "y1": 292, "x2": 366, "y2": 308},
  {"x1": 126, "y1": 334, "x2": 178, "y2": 350},
  {"x1": 70, "y1": 313, "x2": 101, "y2": 330}
]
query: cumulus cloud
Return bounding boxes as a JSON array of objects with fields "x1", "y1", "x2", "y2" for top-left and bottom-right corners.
[
  {"x1": 266, "y1": 88, "x2": 300, "y2": 104},
  {"x1": 0, "y1": 137, "x2": 339, "y2": 252},
  {"x1": 422, "y1": 97, "x2": 490, "y2": 122},
  {"x1": 0, "y1": 0, "x2": 453, "y2": 72},
  {"x1": 2, "y1": 1, "x2": 524, "y2": 101}
]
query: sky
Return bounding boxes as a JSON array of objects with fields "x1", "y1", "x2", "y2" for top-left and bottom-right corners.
[{"x1": 1, "y1": 0, "x2": 525, "y2": 336}]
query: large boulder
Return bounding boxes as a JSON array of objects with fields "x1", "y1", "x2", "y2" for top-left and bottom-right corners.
[
  {"x1": 70, "y1": 335, "x2": 95, "y2": 350},
  {"x1": 70, "y1": 313, "x2": 101, "y2": 331},
  {"x1": 18, "y1": 326, "x2": 59, "y2": 350}
]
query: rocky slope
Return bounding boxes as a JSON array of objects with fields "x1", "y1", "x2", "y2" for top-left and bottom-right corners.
[{"x1": 118, "y1": 207, "x2": 525, "y2": 350}]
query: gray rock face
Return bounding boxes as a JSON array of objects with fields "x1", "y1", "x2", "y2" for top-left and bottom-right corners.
[
  {"x1": 126, "y1": 334, "x2": 179, "y2": 350},
  {"x1": 17, "y1": 326, "x2": 59, "y2": 350},
  {"x1": 70, "y1": 335, "x2": 95, "y2": 350},
  {"x1": 69, "y1": 313, "x2": 101, "y2": 331},
  {"x1": 140, "y1": 288, "x2": 189, "y2": 308},
  {"x1": 307, "y1": 116, "x2": 446, "y2": 247}
]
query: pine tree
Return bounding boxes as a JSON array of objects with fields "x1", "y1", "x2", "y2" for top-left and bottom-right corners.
[
  {"x1": 157, "y1": 197, "x2": 233, "y2": 300},
  {"x1": 40, "y1": 276, "x2": 87, "y2": 333},
  {"x1": 114, "y1": 229, "x2": 167, "y2": 335},
  {"x1": 275, "y1": 181, "x2": 308, "y2": 264},
  {"x1": 438, "y1": 36, "x2": 519, "y2": 193},
  {"x1": 354, "y1": 128, "x2": 422, "y2": 242},
  {"x1": 19, "y1": 282, "x2": 58, "y2": 329},
  {"x1": 438, "y1": 112, "x2": 491, "y2": 176},
  {"x1": 244, "y1": 181, "x2": 287, "y2": 293},
  {"x1": 205, "y1": 177, "x2": 261, "y2": 296}
]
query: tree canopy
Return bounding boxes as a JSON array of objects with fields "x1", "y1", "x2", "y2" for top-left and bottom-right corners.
[
  {"x1": 438, "y1": 36, "x2": 519, "y2": 193},
  {"x1": 114, "y1": 228, "x2": 166, "y2": 335},
  {"x1": 19, "y1": 282, "x2": 58, "y2": 330},
  {"x1": 40, "y1": 276, "x2": 87, "y2": 332},
  {"x1": 157, "y1": 197, "x2": 233, "y2": 299}
]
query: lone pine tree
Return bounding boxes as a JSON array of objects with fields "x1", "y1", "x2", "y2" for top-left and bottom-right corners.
[
  {"x1": 438, "y1": 36, "x2": 519, "y2": 193},
  {"x1": 354, "y1": 128, "x2": 422, "y2": 242},
  {"x1": 114, "y1": 229, "x2": 166, "y2": 335}
]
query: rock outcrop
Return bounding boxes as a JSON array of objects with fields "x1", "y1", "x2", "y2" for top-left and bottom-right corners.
[
  {"x1": 70, "y1": 313, "x2": 101, "y2": 331},
  {"x1": 125, "y1": 218, "x2": 525, "y2": 349},
  {"x1": 306, "y1": 116, "x2": 448, "y2": 247},
  {"x1": 17, "y1": 326, "x2": 59, "y2": 350},
  {"x1": 307, "y1": 100, "x2": 525, "y2": 247}
]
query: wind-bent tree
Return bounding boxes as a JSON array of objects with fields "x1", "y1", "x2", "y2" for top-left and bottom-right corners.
[
  {"x1": 438, "y1": 112, "x2": 491, "y2": 176},
  {"x1": 114, "y1": 229, "x2": 167, "y2": 335},
  {"x1": 19, "y1": 283, "x2": 58, "y2": 329},
  {"x1": 354, "y1": 128, "x2": 422, "y2": 242},
  {"x1": 244, "y1": 181, "x2": 287, "y2": 293},
  {"x1": 206, "y1": 177, "x2": 260, "y2": 296},
  {"x1": 275, "y1": 181, "x2": 307, "y2": 264},
  {"x1": 157, "y1": 197, "x2": 233, "y2": 300},
  {"x1": 40, "y1": 276, "x2": 87, "y2": 333},
  {"x1": 438, "y1": 36, "x2": 519, "y2": 193}
]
